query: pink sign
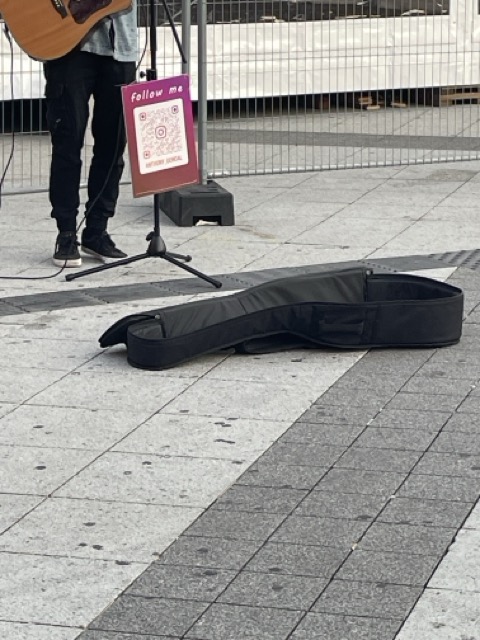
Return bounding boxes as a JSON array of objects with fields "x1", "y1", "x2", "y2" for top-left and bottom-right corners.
[{"x1": 122, "y1": 75, "x2": 199, "y2": 197}]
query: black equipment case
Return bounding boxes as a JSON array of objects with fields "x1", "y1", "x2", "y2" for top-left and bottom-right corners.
[{"x1": 99, "y1": 267, "x2": 464, "y2": 370}]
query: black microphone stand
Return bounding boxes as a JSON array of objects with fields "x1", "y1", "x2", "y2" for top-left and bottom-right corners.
[{"x1": 66, "y1": 0, "x2": 222, "y2": 288}]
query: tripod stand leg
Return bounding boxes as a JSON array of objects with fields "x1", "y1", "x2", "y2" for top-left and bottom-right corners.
[
  {"x1": 165, "y1": 251, "x2": 192, "y2": 262},
  {"x1": 162, "y1": 253, "x2": 222, "y2": 288},
  {"x1": 65, "y1": 253, "x2": 150, "y2": 281}
]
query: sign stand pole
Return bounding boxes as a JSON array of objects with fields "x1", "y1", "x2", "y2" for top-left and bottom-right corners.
[{"x1": 66, "y1": 0, "x2": 221, "y2": 287}]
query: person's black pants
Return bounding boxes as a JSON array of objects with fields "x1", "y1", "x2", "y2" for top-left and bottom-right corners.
[{"x1": 44, "y1": 51, "x2": 136, "y2": 233}]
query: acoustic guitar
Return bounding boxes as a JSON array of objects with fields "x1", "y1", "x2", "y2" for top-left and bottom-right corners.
[{"x1": 0, "y1": 0, "x2": 132, "y2": 61}]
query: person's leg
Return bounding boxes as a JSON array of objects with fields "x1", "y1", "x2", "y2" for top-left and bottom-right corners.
[
  {"x1": 45, "y1": 51, "x2": 97, "y2": 266},
  {"x1": 45, "y1": 51, "x2": 96, "y2": 232},
  {"x1": 82, "y1": 56, "x2": 136, "y2": 253}
]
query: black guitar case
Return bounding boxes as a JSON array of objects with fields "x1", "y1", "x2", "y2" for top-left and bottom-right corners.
[{"x1": 99, "y1": 267, "x2": 463, "y2": 370}]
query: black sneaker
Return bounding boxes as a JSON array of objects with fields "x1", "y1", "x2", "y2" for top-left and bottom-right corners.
[
  {"x1": 81, "y1": 231, "x2": 127, "y2": 262},
  {"x1": 53, "y1": 232, "x2": 82, "y2": 268}
]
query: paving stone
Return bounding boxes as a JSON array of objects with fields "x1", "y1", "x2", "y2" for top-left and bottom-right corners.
[
  {"x1": 462, "y1": 502, "x2": 480, "y2": 529},
  {"x1": 398, "y1": 474, "x2": 480, "y2": 502},
  {"x1": 401, "y1": 377, "x2": 474, "y2": 395},
  {"x1": 279, "y1": 422, "x2": 364, "y2": 446},
  {"x1": 466, "y1": 385, "x2": 480, "y2": 399},
  {"x1": 412, "y1": 451, "x2": 480, "y2": 477},
  {"x1": 315, "y1": 468, "x2": 405, "y2": 498},
  {"x1": 80, "y1": 633, "x2": 171, "y2": 640},
  {"x1": 0, "y1": 494, "x2": 43, "y2": 533},
  {"x1": 186, "y1": 603, "x2": 302, "y2": 639},
  {"x1": 336, "y1": 447, "x2": 422, "y2": 473},
  {"x1": 0, "y1": 405, "x2": 144, "y2": 451},
  {"x1": 0, "y1": 498, "x2": 201, "y2": 563},
  {"x1": 427, "y1": 350, "x2": 480, "y2": 366},
  {"x1": 443, "y1": 412, "x2": 480, "y2": 433},
  {"x1": 260, "y1": 442, "x2": 346, "y2": 467},
  {"x1": 0, "y1": 368, "x2": 67, "y2": 404},
  {"x1": 164, "y1": 378, "x2": 316, "y2": 422},
  {"x1": 236, "y1": 462, "x2": 328, "y2": 490},
  {"x1": 244, "y1": 542, "x2": 347, "y2": 578},
  {"x1": 325, "y1": 374, "x2": 407, "y2": 394},
  {"x1": 89, "y1": 595, "x2": 208, "y2": 636},
  {"x1": 313, "y1": 579, "x2": 422, "y2": 619},
  {"x1": 369, "y1": 409, "x2": 450, "y2": 431},
  {"x1": 351, "y1": 352, "x2": 431, "y2": 375},
  {"x1": 56, "y1": 453, "x2": 250, "y2": 507},
  {"x1": 316, "y1": 388, "x2": 390, "y2": 411},
  {"x1": 157, "y1": 536, "x2": 261, "y2": 570},
  {"x1": 0, "y1": 621, "x2": 82, "y2": 640},
  {"x1": 27, "y1": 372, "x2": 193, "y2": 413},
  {"x1": 298, "y1": 405, "x2": 375, "y2": 425},
  {"x1": 290, "y1": 612, "x2": 401, "y2": 640},
  {"x1": 112, "y1": 413, "x2": 290, "y2": 461},
  {"x1": 296, "y1": 491, "x2": 387, "y2": 521},
  {"x1": 218, "y1": 572, "x2": 328, "y2": 610},
  {"x1": 357, "y1": 350, "x2": 432, "y2": 367},
  {"x1": 212, "y1": 485, "x2": 307, "y2": 514},
  {"x1": 271, "y1": 515, "x2": 369, "y2": 550},
  {"x1": 395, "y1": 588, "x2": 480, "y2": 640},
  {"x1": 359, "y1": 522, "x2": 456, "y2": 555},
  {"x1": 336, "y1": 550, "x2": 440, "y2": 585},
  {"x1": 385, "y1": 393, "x2": 464, "y2": 413},
  {"x1": 353, "y1": 427, "x2": 437, "y2": 451},
  {"x1": 429, "y1": 430, "x2": 480, "y2": 454},
  {"x1": 0, "y1": 445, "x2": 99, "y2": 495},
  {"x1": 457, "y1": 395, "x2": 480, "y2": 413},
  {"x1": 126, "y1": 564, "x2": 237, "y2": 600},
  {"x1": 184, "y1": 509, "x2": 285, "y2": 541},
  {"x1": 428, "y1": 527, "x2": 480, "y2": 591},
  {"x1": 415, "y1": 361, "x2": 480, "y2": 381},
  {"x1": 379, "y1": 496, "x2": 473, "y2": 528},
  {"x1": 0, "y1": 553, "x2": 142, "y2": 627}
]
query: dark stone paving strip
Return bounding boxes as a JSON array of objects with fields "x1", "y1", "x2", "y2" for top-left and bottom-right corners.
[
  {"x1": 207, "y1": 129, "x2": 480, "y2": 152},
  {"x1": 77, "y1": 268, "x2": 480, "y2": 640},
  {"x1": 0, "y1": 254, "x2": 452, "y2": 316}
]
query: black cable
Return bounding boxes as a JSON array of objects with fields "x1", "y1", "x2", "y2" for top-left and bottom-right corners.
[{"x1": 0, "y1": 23, "x2": 15, "y2": 210}]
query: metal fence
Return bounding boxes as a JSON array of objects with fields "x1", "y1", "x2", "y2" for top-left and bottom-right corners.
[{"x1": 1, "y1": 0, "x2": 480, "y2": 193}]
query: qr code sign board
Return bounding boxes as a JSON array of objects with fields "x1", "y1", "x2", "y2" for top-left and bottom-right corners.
[{"x1": 134, "y1": 98, "x2": 189, "y2": 175}]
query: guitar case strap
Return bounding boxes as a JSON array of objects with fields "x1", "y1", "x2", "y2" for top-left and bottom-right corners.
[{"x1": 99, "y1": 267, "x2": 464, "y2": 370}]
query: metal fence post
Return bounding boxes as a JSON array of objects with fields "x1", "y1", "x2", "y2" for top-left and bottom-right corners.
[
  {"x1": 196, "y1": 0, "x2": 208, "y2": 185},
  {"x1": 181, "y1": 0, "x2": 190, "y2": 76}
]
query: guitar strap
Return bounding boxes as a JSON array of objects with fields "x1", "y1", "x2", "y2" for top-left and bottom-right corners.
[
  {"x1": 69, "y1": 0, "x2": 114, "y2": 24},
  {"x1": 49, "y1": 0, "x2": 115, "y2": 24},
  {"x1": 50, "y1": 0, "x2": 68, "y2": 18}
]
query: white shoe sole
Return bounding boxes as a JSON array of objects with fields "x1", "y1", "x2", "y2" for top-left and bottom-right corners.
[
  {"x1": 82, "y1": 246, "x2": 118, "y2": 263},
  {"x1": 52, "y1": 257, "x2": 82, "y2": 268},
  {"x1": 82, "y1": 246, "x2": 126, "y2": 263}
]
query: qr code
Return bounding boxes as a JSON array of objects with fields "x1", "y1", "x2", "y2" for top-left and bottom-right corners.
[{"x1": 134, "y1": 98, "x2": 189, "y2": 175}]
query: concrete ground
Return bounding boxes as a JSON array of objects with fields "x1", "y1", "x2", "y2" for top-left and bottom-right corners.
[{"x1": 0, "y1": 160, "x2": 479, "y2": 639}]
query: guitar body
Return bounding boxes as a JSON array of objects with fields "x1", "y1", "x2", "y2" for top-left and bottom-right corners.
[{"x1": 0, "y1": 0, "x2": 132, "y2": 61}]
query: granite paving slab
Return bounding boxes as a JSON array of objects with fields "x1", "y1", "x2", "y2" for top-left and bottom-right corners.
[
  {"x1": 290, "y1": 613, "x2": 402, "y2": 640},
  {"x1": 185, "y1": 603, "x2": 302, "y2": 640},
  {"x1": 0, "y1": 553, "x2": 144, "y2": 627},
  {"x1": 396, "y1": 589, "x2": 480, "y2": 640},
  {"x1": 312, "y1": 580, "x2": 423, "y2": 619},
  {"x1": 0, "y1": 622, "x2": 82, "y2": 640},
  {"x1": 0, "y1": 498, "x2": 202, "y2": 562}
]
